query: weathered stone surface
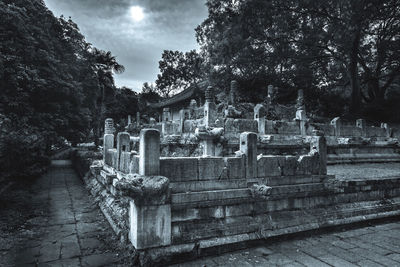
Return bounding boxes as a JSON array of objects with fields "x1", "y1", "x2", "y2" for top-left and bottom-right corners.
[
  {"x1": 225, "y1": 119, "x2": 258, "y2": 133},
  {"x1": 277, "y1": 156, "x2": 298, "y2": 176},
  {"x1": 129, "y1": 200, "x2": 171, "y2": 250},
  {"x1": 240, "y1": 132, "x2": 258, "y2": 178},
  {"x1": 119, "y1": 151, "x2": 131, "y2": 173},
  {"x1": 129, "y1": 155, "x2": 139, "y2": 174},
  {"x1": 331, "y1": 117, "x2": 342, "y2": 136},
  {"x1": 103, "y1": 134, "x2": 114, "y2": 162},
  {"x1": 225, "y1": 156, "x2": 246, "y2": 179},
  {"x1": 114, "y1": 174, "x2": 170, "y2": 205},
  {"x1": 160, "y1": 157, "x2": 198, "y2": 181},
  {"x1": 257, "y1": 155, "x2": 281, "y2": 177},
  {"x1": 139, "y1": 129, "x2": 160, "y2": 176},
  {"x1": 310, "y1": 135, "x2": 327, "y2": 175},
  {"x1": 296, "y1": 155, "x2": 314, "y2": 175},
  {"x1": 251, "y1": 184, "x2": 272, "y2": 200},
  {"x1": 198, "y1": 157, "x2": 225, "y2": 180}
]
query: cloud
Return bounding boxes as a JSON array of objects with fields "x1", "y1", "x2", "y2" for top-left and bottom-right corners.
[{"x1": 44, "y1": 0, "x2": 208, "y2": 91}]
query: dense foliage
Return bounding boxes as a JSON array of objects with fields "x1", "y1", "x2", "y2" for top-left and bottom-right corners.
[
  {"x1": 0, "y1": 0, "x2": 132, "y2": 179},
  {"x1": 149, "y1": 0, "x2": 400, "y2": 122}
]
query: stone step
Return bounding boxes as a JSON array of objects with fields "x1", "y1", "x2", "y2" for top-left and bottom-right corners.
[
  {"x1": 171, "y1": 197, "x2": 400, "y2": 245},
  {"x1": 170, "y1": 180, "x2": 247, "y2": 193}
]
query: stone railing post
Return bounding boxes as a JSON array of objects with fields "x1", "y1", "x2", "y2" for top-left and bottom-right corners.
[
  {"x1": 136, "y1": 112, "x2": 141, "y2": 128},
  {"x1": 117, "y1": 132, "x2": 130, "y2": 171},
  {"x1": 139, "y1": 129, "x2": 160, "y2": 176},
  {"x1": 296, "y1": 110, "x2": 307, "y2": 136},
  {"x1": 240, "y1": 132, "x2": 258, "y2": 178},
  {"x1": 254, "y1": 104, "x2": 266, "y2": 135},
  {"x1": 310, "y1": 131, "x2": 327, "y2": 175},
  {"x1": 129, "y1": 128, "x2": 170, "y2": 250},
  {"x1": 330, "y1": 117, "x2": 342, "y2": 137},
  {"x1": 103, "y1": 118, "x2": 115, "y2": 163}
]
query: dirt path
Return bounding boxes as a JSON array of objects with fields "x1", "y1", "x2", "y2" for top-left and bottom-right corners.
[{"x1": 0, "y1": 160, "x2": 133, "y2": 266}]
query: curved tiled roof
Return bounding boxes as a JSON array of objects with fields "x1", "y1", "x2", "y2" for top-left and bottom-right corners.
[{"x1": 147, "y1": 80, "x2": 208, "y2": 109}]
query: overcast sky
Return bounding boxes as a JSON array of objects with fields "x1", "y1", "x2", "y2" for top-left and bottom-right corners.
[{"x1": 44, "y1": 0, "x2": 208, "y2": 92}]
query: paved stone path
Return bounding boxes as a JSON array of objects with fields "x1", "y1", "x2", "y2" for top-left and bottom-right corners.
[
  {"x1": 171, "y1": 219, "x2": 400, "y2": 267},
  {"x1": 0, "y1": 160, "x2": 132, "y2": 266}
]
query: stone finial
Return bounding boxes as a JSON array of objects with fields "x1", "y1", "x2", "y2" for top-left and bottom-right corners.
[
  {"x1": 230, "y1": 80, "x2": 238, "y2": 105},
  {"x1": 139, "y1": 129, "x2": 160, "y2": 176},
  {"x1": 205, "y1": 86, "x2": 215, "y2": 103},
  {"x1": 105, "y1": 118, "x2": 115, "y2": 134}
]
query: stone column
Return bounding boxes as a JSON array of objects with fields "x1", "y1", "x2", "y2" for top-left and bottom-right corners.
[
  {"x1": 240, "y1": 132, "x2": 258, "y2": 178},
  {"x1": 254, "y1": 104, "x2": 266, "y2": 135},
  {"x1": 139, "y1": 129, "x2": 160, "y2": 176},
  {"x1": 310, "y1": 131, "x2": 327, "y2": 175},
  {"x1": 204, "y1": 86, "x2": 216, "y2": 127},
  {"x1": 103, "y1": 118, "x2": 115, "y2": 164},
  {"x1": 330, "y1": 117, "x2": 342, "y2": 137},
  {"x1": 230, "y1": 80, "x2": 238, "y2": 105},
  {"x1": 117, "y1": 132, "x2": 130, "y2": 171},
  {"x1": 128, "y1": 115, "x2": 132, "y2": 125}
]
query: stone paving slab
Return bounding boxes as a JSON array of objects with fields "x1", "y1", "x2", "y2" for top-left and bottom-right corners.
[
  {"x1": 170, "y1": 218, "x2": 400, "y2": 266},
  {"x1": 0, "y1": 160, "x2": 134, "y2": 267}
]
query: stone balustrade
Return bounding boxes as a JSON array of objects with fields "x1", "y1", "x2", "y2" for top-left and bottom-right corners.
[{"x1": 86, "y1": 118, "x2": 400, "y2": 264}]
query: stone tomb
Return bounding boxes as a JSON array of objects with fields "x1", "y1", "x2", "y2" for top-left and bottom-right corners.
[{"x1": 82, "y1": 119, "x2": 400, "y2": 264}]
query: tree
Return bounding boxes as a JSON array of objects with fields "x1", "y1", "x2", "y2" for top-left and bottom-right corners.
[
  {"x1": 155, "y1": 50, "x2": 203, "y2": 97},
  {"x1": 196, "y1": 0, "x2": 400, "y2": 116},
  {"x1": 0, "y1": 0, "x2": 126, "y2": 178}
]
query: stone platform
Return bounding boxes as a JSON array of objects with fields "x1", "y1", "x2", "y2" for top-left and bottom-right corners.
[{"x1": 170, "y1": 217, "x2": 400, "y2": 266}]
